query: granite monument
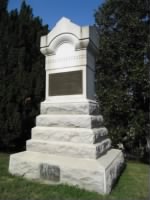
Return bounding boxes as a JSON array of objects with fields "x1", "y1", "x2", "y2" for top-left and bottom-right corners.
[{"x1": 9, "y1": 17, "x2": 124, "y2": 194}]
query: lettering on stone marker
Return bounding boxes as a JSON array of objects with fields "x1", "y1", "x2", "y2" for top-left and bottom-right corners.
[{"x1": 40, "y1": 163, "x2": 60, "y2": 181}]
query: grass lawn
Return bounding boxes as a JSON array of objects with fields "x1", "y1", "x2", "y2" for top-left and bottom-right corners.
[{"x1": 0, "y1": 153, "x2": 149, "y2": 200}]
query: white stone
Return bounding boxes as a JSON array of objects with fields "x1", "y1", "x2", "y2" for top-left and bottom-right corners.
[
  {"x1": 9, "y1": 149, "x2": 124, "y2": 194},
  {"x1": 40, "y1": 101, "x2": 100, "y2": 115},
  {"x1": 40, "y1": 17, "x2": 99, "y2": 60},
  {"x1": 40, "y1": 17, "x2": 99, "y2": 101},
  {"x1": 36, "y1": 114, "x2": 103, "y2": 128},
  {"x1": 26, "y1": 139, "x2": 111, "y2": 159},
  {"x1": 32, "y1": 126, "x2": 108, "y2": 144}
]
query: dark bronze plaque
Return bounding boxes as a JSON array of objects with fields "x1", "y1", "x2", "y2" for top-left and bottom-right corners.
[{"x1": 49, "y1": 70, "x2": 82, "y2": 96}]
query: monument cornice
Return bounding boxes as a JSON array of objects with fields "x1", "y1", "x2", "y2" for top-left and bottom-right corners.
[{"x1": 40, "y1": 17, "x2": 99, "y2": 56}]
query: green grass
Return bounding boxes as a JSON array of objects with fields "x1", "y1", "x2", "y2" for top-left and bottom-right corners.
[{"x1": 0, "y1": 153, "x2": 149, "y2": 200}]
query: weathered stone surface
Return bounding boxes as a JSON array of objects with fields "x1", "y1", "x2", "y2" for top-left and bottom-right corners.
[
  {"x1": 32, "y1": 127, "x2": 108, "y2": 144},
  {"x1": 26, "y1": 139, "x2": 111, "y2": 159},
  {"x1": 9, "y1": 149, "x2": 124, "y2": 194},
  {"x1": 40, "y1": 163, "x2": 60, "y2": 181},
  {"x1": 97, "y1": 149, "x2": 125, "y2": 193},
  {"x1": 36, "y1": 114, "x2": 103, "y2": 128},
  {"x1": 105, "y1": 152, "x2": 124, "y2": 193},
  {"x1": 94, "y1": 128, "x2": 108, "y2": 143},
  {"x1": 41, "y1": 101, "x2": 100, "y2": 115}
]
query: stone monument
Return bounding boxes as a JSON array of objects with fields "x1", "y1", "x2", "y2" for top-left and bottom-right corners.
[{"x1": 9, "y1": 17, "x2": 124, "y2": 194}]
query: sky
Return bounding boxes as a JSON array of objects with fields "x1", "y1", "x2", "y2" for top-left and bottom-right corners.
[{"x1": 8, "y1": 0, "x2": 104, "y2": 29}]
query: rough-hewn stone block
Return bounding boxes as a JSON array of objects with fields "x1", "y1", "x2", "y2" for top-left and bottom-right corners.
[
  {"x1": 41, "y1": 101, "x2": 100, "y2": 115},
  {"x1": 26, "y1": 139, "x2": 111, "y2": 159},
  {"x1": 32, "y1": 127, "x2": 108, "y2": 144},
  {"x1": 9, "y1": 149, "x2": 124, "y2": 194},
  {"x1": 36, "y1": 114, "x2": 103, "y2": 128}
]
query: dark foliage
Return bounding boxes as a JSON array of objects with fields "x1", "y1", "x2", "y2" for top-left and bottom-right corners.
[
  {"x1": 95, "y1": 0, "x2": 150, "y2": 162},
  {"x1": 0, "y1": 0, "x2": 48, "y2": 151}
]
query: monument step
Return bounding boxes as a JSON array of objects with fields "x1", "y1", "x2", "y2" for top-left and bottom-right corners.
[
  {"x1": 9, "y1": 149, "x2": 124, "y2": 194},
  {"x1": 32, "y1": 126, "x2": 108, "y2": 144},
  {"x1": 36, "y1": 114, "x2": 103, "y2": 128},
  {"x1": 40, "y1": 101, "x2": 100, "y2": 115},
  {"x1": 26, "y1": 139, "x2": 111, "y2": 159}
]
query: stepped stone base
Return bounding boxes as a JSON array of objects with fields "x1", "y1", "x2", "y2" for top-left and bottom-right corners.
[
  {"x1": 26, "y1": 139, "x2": 111, "y2": 159},
  {"x1": 9, "y1": 149, "x2": 124, "y2": 194},
  {"x1": 9, "y1": 100, "x2": 124, "y2": 194}
]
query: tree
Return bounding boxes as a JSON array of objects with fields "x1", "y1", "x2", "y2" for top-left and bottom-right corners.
[
  {"x1": 95, "y1": 0, "x2": 149, "y2": 162},
  {"x1": 0, "y1": 1, "x2": 48, "y2": 151},
  {"x1": 0, "y1": 0, "x2": 9, "y2": 150}
]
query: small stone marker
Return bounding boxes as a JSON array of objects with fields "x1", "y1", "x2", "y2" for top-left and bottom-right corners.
[
  {"x1": 9, "y1": 17, "x2": 124, "y2": 194},
  {"x1": 40, "y1": 164, "x2": 60, "y2": 181}
]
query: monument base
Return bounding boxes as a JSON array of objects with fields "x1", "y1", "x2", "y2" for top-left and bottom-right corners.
[{"x1": 9, "y1": 149, "x2": 124, "y2": 194}]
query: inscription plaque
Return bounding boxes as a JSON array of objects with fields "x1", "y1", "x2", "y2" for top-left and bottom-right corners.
[
  {"x1": 40, "y1": 163, "x2": 60, "y2": 181},
  {"x1": 49, "y1": 70, "x2": 82, "y2": 96}
]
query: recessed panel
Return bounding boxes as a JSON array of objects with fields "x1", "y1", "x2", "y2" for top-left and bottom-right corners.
[
  {"x1": 40, "y1": 163, "x2": 60, "y2": 182},
  {"x1": 49, "y1": 70, "x2": 82, "y2": 96}
]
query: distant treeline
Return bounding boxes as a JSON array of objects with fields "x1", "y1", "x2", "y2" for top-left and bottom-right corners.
[
  {"x1": 95, "y1": 0, "x2": 149, "y2": 163},
  {"x1": 0, "y1": 0, "x2": 48, "y2": 151}
]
